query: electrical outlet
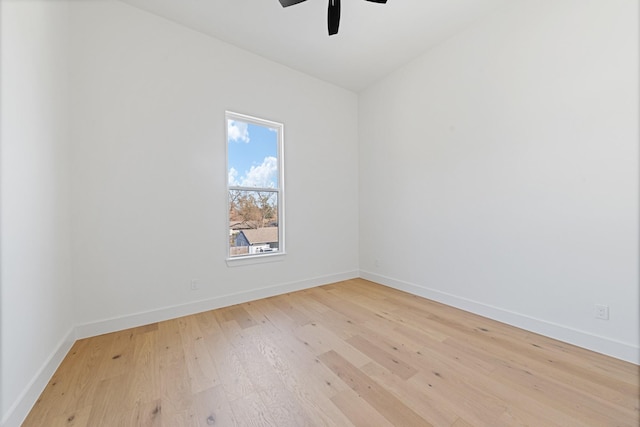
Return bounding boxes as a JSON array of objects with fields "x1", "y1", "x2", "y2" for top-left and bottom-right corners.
[
  {"x1": 190, "y1": 280, "x2": 200, "y2": 291},
  {"x1": 595, "y1": 304, "x2": 609, "y2": 320}
]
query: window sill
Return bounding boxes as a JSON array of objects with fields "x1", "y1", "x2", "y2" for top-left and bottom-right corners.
[{"x1": 226, "y1": 252, "x2": 286, "y2": 267}]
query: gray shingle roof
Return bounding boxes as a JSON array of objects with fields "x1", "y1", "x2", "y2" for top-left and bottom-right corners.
[{"x1": 240, "y1": 227, "x2": 278, "y2": 245}]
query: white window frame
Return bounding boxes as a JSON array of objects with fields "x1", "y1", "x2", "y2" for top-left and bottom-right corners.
[{"x1": 225, "y1": 111, "x2": 285, "y2": 264}]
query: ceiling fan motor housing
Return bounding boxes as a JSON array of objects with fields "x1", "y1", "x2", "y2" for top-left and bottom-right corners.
[{"x1": 279, "y1": 0, "x2": 388, "y2": 36}]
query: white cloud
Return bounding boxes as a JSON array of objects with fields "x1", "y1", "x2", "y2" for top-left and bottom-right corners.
[
  {"x1": 228, "y1": 167, "x2": 239, "y2": 186},
  {"x1": 239, "y1": 156, "x2": 278, "y2": 188},
  {"x1": 228, "y1": 120, "x2": 250, "y2": 143}
]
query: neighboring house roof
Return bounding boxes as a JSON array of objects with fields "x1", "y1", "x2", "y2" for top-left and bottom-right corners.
[
  {"x1": 230, "y1": 221, "x2": 259, "y2": 230},
  {"x1": 240, "y1": 227, "x2": 278, "y2": 245}
]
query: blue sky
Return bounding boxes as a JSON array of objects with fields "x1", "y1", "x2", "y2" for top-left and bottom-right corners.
[{"x1": 228, "y1": 119, "x2": 278, "y2": 188}]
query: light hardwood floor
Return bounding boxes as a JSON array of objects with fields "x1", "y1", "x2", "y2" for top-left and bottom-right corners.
[{"x1": 23, "y1": 279, "x2": 639, "y2": 426}]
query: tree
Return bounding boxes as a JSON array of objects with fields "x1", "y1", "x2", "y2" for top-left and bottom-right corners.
[
  {"x1": 229, "y1": 190, "x2": 277, "y2": 228},
  {"x1": 257, "y1": 192, "x2": 276, "y2": 226}
]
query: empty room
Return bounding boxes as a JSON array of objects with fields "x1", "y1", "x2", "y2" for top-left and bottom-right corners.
[{"x1": 1, "y1": 0, "x2": 638, "y2": 426}]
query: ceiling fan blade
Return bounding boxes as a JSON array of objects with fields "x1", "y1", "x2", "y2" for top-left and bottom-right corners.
[
  {"x1": 365, "y1": 0, "x2": 387, "y2": 3},
  {"x1": 328, "y1": 0, "x2": 340, "y2": 35},
  {"x1": 279, "y1": 0, "x2": 307, "y2": 7}
]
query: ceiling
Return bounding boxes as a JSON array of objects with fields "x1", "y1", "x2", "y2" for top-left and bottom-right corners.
[{"x1": 118, "y1": 0, "x2": 508, "y2": 92}]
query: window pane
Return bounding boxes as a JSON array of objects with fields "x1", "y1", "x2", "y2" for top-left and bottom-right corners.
[
  {"x1": 229, "y1": 190, "x2": 279, "y2": 257},
  {"x1": 227, "y1": 119, "x2": 278, "y2": 189}
]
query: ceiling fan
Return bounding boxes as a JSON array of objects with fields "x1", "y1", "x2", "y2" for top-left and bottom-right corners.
[{"x1": 279, "y1": 0, "x2": 388, "y2": 36}]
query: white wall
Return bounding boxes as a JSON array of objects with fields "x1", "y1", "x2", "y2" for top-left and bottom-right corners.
[
  {"x1": 69, "y1": 1, "x2": 359, "y2": 331},
  {"x1": 0, "y1": 1, "x2": 75, "y2": 425},
  {"x1": 359, "y1": 0, "x2": 639, "y2": 363}
]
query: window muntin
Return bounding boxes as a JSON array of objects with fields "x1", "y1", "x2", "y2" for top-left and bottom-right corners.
[{"x1": 226, "y1": 112, "x2": 284, "y2": 258}]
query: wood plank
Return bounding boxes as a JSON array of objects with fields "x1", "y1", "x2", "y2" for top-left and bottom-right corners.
[
  {"x1": 346, "y1": 334, "x2": 418, "y2": 380},
  {"x1": 358, "y1": 361, "x2": 458, "y2": 426},
  {"x1": 190, "y1": 385, "x2": 236, "y2": 427},
  {"x1": 205, "y1": 331, "x2": 255, "y2": 401},
  {"x1": 85, "y1": 375, "x2": 133, "y2": 425},
  {"x1": 319, "y1": 350, "x2": 433, "y2": 426},
  {"x1": 258, "y1": 386, "x2": 316, "y2": 427},
  {"x1": 126, "y1": 329, "x2": 160, "y2": 405},
  {"x1": 48, "y1": 405, "x2": 92, "y2": 427},
  {"x1": 491, "y1": 363, "x2": 639, "y2": 426},
  {"x1": 228, "y1": 392, "x2": 276, "y2": 426},
  {"x1": 179, "y1": 316, "x2": 221, "y2": 394},
  {"x1": 329, "y1": 390, "x2": 394, "y2": 427},
  {"x1": 117, "y1": 398, "x2": 163, "y2": 427}
]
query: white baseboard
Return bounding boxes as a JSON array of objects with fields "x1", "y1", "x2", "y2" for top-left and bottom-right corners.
[
  {"x1": 360, "y1": 270, "x2": 640, "y2": 365},
  {"x1": 1, "y1": 328, "x2": 76, "y2": 427},
  {"x1": 75, "y1": 270, "x2": 359, "y2": 339}
]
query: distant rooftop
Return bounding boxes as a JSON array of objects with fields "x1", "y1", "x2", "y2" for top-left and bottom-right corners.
[{"x1": 240, "y1": 227, "x2": 278, "y2": 245}]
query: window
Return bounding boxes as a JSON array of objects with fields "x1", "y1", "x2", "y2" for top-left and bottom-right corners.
[{"x1": 227, "y1": 112, "x2": 284, "y2": 259}]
